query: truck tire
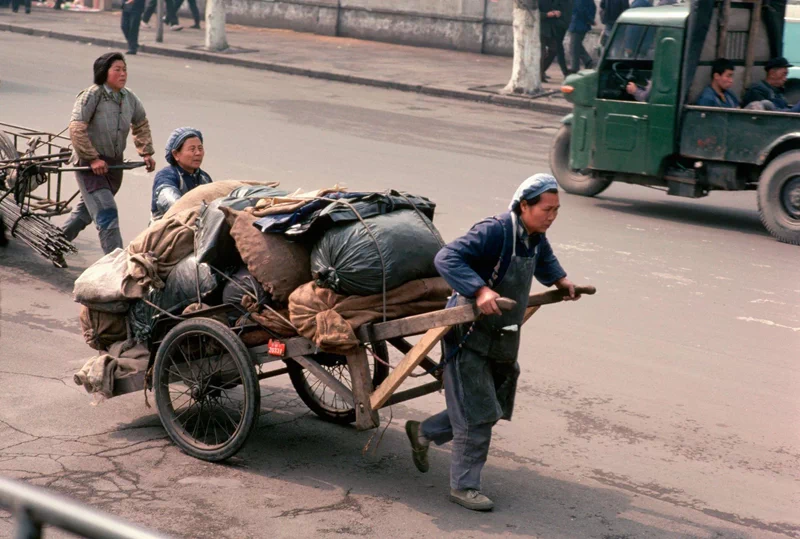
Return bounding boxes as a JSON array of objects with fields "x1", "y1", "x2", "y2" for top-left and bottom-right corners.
[
  {"x1": 757, "y1": 150, "x2": 800, "y2": 245},
  {"x1": 550, "y1": 124, "x2": 611, "y2": 197}
]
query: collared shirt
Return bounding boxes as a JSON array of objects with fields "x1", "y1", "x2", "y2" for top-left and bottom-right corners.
[
  {"x1": 695, "y1": 85, "x2": 740, "y2": 108},
  {"x1": 434, "y1": 211, "x2": 567, "y2": 298},
  {"x1": 70, "y1": 84, "x2": 148, "y2": 160}
]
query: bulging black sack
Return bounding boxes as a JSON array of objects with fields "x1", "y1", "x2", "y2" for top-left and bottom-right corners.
[{"x1": 310, "y1": 210, "x2": 443, "y2": 296}]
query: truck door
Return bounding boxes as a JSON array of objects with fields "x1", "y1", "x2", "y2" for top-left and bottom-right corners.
[{"x1": 593, "y1": 24, "x2": 682, "y2": 176}]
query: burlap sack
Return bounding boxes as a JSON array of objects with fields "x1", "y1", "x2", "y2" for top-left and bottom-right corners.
[
  {"x1": 225, "y1": 208, "x2": 312, "y2": 304},
  {"x1": 163, "y1": 180, "x2": 279, "y2": 219},
  {"x1": 79, "y1": 305, "x2": 128, "y2": 351},
  {"x1": 122, "y1": 208, "x2": 199, "y2": 298},
  {"x1": 288, "y1": 277, "x2": 451, "y2": 354}
]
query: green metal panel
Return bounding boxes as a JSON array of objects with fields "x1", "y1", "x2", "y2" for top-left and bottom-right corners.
[
  {"x1": 569, "y1": 105, "x2": 594, "y2": 170},
  {"x1": 592, "y1": 26, "x2": 683, "y2": 175},
  {"x1": 680, "y1": 108, "x2": 800, "y2": 164},
  {"x1": 616, "y1": 5, "x2": 689, "y2": 28}
]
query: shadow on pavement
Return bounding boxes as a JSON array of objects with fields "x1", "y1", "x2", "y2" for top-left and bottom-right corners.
[{"x1": 593, "y1": 194, "x2": 770, "y2": 238}]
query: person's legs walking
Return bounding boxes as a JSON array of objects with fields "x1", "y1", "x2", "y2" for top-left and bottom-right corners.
[
  {"x1": 61, "y1": 196, "x2": 93, "y2": 242},
  {"x1": 187, "y1": 0, "x2": 200, "y2": 27},
  {"x1": 86, "y1": 188, "x2": 123, "y2": 254},
  {"x1": 141, "y1": 0, "x2": 156, "y2": 23},
  {"x1": 122, "y1": 0, "x2": 143, "y2": 53},
  {"x1": 555, "y1": 29, "x2": 569, "y2": 75}
]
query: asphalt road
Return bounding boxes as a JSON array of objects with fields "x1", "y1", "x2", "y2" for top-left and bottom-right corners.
[{"x1": 0, "y1": 31, "x2": 798, "y2": 539}]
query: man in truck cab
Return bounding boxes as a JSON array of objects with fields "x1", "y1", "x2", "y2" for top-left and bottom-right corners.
[
  {"x1": 695, "y1": 58, "x2": 739, "y2": 108},
  {"x1": 742, "y1": 56, "x2": 800, "y2": 112}
]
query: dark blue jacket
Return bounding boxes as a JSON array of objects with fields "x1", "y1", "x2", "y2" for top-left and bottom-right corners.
[
  {"x1": 600, "y1": 0, "x2": 629, "y2": 25},
  {"x1": 569, "y1": 0, "x2": 597, "y2": 34},
  {"x1": 433, "y1": 212, "x2": 566, "y2": 298},
  {"x1": 150, "y1": 165, "x2": 212, "y2": 217},
  {"x1": 695, "y1": 85, "x2": 740, "y2": 108},
  {"x1": 742, "y1": 80, "x2": 789, "y2": 109}
]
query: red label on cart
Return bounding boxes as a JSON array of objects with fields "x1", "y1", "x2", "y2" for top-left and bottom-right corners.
[{"x1": 268, "y1": 339, "x2": 286, "y2": 357}]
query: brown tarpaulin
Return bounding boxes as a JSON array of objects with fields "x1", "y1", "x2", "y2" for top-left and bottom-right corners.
[{"x1": 288, "y1": 278, "x2": 451, "y2": 354}]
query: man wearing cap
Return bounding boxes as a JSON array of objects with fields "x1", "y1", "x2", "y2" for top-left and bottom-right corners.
[
  {"x1": 150, "y1": 127, "x2": 212, "y2": 220},
  {"x1": 742, "y1": 56, "x2": 800, "y2": 112},
  {"x1": 405, "y1": 174, "x2": 579, "y2": 512}
]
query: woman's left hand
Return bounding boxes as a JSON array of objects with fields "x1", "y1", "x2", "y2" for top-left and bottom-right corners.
[{"x1": 143, "y1": 155, "x2": 156, "y2": 172}]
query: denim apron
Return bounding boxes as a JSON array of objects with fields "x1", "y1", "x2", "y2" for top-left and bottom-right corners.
[{"x1": 450, "y1": 212, "x2": 538, "y2": 426}]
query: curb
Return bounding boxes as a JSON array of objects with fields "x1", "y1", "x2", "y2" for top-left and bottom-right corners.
[{"x1": 0, "y1": 22, "x2": 572, "y2": 116}]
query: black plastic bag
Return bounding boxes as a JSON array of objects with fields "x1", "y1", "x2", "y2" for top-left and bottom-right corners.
[
  {"x1": 310, "y1": 210, "x2": 443, "y2": 296},
  {"x1": 221, "y1": 266, "x2": 270, "y2": 324}
]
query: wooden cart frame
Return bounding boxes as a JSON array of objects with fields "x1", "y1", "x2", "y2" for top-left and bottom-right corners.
[{"x1": 114, "y1": 286, "x2": 595, "y2": 462}]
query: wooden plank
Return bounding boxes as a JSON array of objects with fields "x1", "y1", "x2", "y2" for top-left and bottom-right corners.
[
  {"x1": 369, "y1": 326, "x2": 450, "y2": 411},
  {"x1": 357, "y1": 286, "x2": 595, "y2": 343},
  {"x1": 742, "y1": 0, "x2": 762, "y2": 93},
  {"x1": 293, "y1": 355, "x2": 355, "y2": 407},
  {"x1": 717, "y1": 0, "x2": 732, "y2": 58},
  {"x1": 346, "y1": 348, "x2": 380, "y2": 430},
  {"x1": 249, "y1": 336, "x2": 318, "y2": 363},
  {"x1": 387, "y1": 337, "x2": 442, "y2": 380},
  {"x1": 379, "y1": 380, "x2": 443, "y2": 408},
  {"x1": 521, "y1": 306, "x2": 541, "y2": 326}
]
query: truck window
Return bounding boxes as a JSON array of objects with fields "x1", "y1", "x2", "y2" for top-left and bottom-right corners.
[{"x1": 599, "y1": 24, "x2": 656, "y2": 100}]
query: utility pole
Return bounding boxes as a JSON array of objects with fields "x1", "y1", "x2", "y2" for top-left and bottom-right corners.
[{"x1": 156, "y1": 0, "x2": 164, "y2": 42}]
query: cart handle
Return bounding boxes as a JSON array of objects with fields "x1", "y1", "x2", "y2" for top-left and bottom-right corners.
[
  {"x1": 38, "y1": 161, "x2": 147, "y2": 173},
  {"x1": 495, "y1": 285, "x2": 597, "y2": 311}
]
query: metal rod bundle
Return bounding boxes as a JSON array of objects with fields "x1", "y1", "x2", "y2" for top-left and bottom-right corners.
[{"x1": 0, "y1": 197, "x2": 77, "y2": 267}]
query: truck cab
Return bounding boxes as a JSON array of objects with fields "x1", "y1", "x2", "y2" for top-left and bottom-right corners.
[{"x1": 550, "y1": 0, "x2": 800, "y2": 245}]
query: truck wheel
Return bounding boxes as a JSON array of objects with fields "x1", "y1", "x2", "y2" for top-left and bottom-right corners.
[
  {"x1": 758, "y1": 150, "x2": 800, "y2": 245},
  {"x1": 550, "y1": 124, "x2": 611, "y2": 197}
]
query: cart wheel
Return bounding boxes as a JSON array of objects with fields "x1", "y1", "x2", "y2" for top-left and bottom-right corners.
[
  {"x1": 287, "y1": 341, "x2": 390, "y2": 425},
  {"x1": 153, "y1": 318, "x2": 260, "y2": 462}
]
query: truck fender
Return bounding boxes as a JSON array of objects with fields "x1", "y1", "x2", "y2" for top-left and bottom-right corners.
[
  {"x1": 759, "y1": 133, "x2": 800, "y2": 165},
  {"x1": 560, "y1": 113, "x2": 574, "y2": 126}
]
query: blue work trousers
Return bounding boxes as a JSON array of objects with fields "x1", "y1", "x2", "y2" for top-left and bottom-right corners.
[{"x1": 420, "y1": 353, "x2": 494, "y2": 491}]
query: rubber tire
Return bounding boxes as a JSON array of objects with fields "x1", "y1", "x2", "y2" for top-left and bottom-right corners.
[
  {"x1": 550, "y1": 124, "x2": 611, "y2": 197},
  {"x1": 757, "y1": 150, "x2": 800, "y2": 245},
  {"x1": 287, "y1": 341, "x2": 390, "y2": 425},
  {"x1": 154, "y1": 318, "x2": 260, "y2": 462}
]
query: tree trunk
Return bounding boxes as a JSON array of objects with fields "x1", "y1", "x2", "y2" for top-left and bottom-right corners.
[
  {"x1": 205, "y1": 0, "x2": 229, "y2": 52},
  {"x1": 504, "y1": 0, "x2": 542, "y2": 95}
]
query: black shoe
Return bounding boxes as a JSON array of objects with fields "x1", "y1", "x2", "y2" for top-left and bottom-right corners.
[
  {"x1": 542, "y1": 74, "x2": 550, "y2": 83},
  {"x1": 127, "y1": 49, "x2": 137, "y2": 55},
  {"x1": 190, "y1": 22, "x2": 200, "y2": 29}
]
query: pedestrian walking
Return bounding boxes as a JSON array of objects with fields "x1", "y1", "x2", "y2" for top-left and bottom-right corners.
[
  {"x1": 61, "y1": 52, "x2": 156, "y2": 254},
  {"x1": 405, "y1": 174, "x2": 581, "y2": 512},
  {"x1": 568, "y1": 0, "x2": 597, "y2": 72},
  {"x1": 599, "y1": 0, "x2": 629, "y2": 46},
  {"x1": 173, "y1": 0, "x2": 201, "y2": 29},
  {"x1": 11, "y1": 0, "x2": 31, "y2": 14},
  {"x1": 141, "y1": 0, "x2": 182, "y2": 30},
  {"x1": 121, "y1": 0, "x2": 145, "y2": 54},
  {"x1": 540, "y1": 0, "x2": 571, "y2": 81}
]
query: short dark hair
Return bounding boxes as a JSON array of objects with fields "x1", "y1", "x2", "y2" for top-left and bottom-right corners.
[
  {"x1": 93, "y1": 52, "x2": 126, "y2": 86},
  {"x1": 711, "y1": 58, "x2": 735, "y2": 77},
  {"x1": 514, "y1": 188, "x2": 559, "y2": 214}
]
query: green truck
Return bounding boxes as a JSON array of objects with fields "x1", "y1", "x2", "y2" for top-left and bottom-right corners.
[{"x1": 550, "y1": 0, "x2": 800, "y2": 244}]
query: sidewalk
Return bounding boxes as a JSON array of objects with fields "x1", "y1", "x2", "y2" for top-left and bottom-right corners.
[{"x1": 0, "y1": 7, "x2": 573, "y2": 114}]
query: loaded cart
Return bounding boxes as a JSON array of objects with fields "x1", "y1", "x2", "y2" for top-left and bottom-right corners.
[{"x1": 111, "y1": 285, "x2": 595, "y2": 463}]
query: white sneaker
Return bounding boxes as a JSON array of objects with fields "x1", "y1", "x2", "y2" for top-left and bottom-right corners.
[
  {"x1": 169, "y1": 23, "x2": 183, "y2": 31},
  {"x1": 140, "y1": 21, "x2": 151, "y2": 28}
]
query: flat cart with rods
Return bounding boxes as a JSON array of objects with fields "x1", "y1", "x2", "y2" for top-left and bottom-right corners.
[
  {"x1": 112, "y1": 285, "x2": 596, "y2": 462},
  {"x1": 0, "y1": 122, "x2": 142, "y2": 267}
]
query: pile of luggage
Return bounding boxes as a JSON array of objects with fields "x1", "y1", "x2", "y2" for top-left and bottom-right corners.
[{"x1": 72, "y1": 181, "x2": 452, "y2": 398}]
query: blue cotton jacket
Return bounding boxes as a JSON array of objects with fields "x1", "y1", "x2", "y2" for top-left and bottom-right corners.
[
  {"x1": 695, "y1": 85, "x2": 740, "y2": 108},
  {"x1": 150, "y1": 165, "x2": 213, "y2": 219},
  {"x1": 569, "y1": 0, "x2": 597, "y2": 34},
  {"x1": 433, "y1": 212, "x2": 566, "y2": 298}
]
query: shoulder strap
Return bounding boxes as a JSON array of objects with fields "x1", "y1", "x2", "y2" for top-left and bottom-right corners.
[{"x1": 487, "y1": 215, "x2": 510, "y2": 289}]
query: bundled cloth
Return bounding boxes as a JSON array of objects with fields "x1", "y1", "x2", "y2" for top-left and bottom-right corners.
[
  {"x1": 288, "y1": 277, "x2": 451, "y2": 354},
  {"x1": 163, "y1": 180, "x2": 279, "y2": 219},
  {"x1": 74, "y1": 340, "x2": 149, "y2": 399},
  {"x1": 79, "y1": 305, "x2": 128, "y2": 350},
  {"x1": 223, "y1": 208, "x2": 312, "y2": 304},
  {"x1": 311, "y1": 209, "x2": 444, "y2": 296},
  {"x1": 73, "y1": 248, "x2": 131, "y2": 312}
]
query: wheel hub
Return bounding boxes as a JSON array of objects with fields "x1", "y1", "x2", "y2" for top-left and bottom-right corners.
[{"x1": 782, "y1": 176, "x2": 800, "y2": 220}]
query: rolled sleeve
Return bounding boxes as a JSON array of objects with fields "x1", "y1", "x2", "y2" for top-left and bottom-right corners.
[{"x1": 534, "y1": 236, "x2": 567, "y2": 286}]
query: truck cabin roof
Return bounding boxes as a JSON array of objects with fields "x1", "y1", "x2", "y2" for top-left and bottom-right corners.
[{"x1": 615, "y1": 5, "x2": 690, "y2": 28}]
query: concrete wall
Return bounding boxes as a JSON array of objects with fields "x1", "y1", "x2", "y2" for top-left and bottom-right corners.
[{"x1": 178, "y1": 0, "x2": 603, "y2": 57}]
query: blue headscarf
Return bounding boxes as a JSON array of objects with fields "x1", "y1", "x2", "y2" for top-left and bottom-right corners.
[
  {"x1": 164, "y1": 127, "x2": 203, "y2": 166},
  {"x1": 508, "y1": 173, "x2": 558, "y2": 211}
]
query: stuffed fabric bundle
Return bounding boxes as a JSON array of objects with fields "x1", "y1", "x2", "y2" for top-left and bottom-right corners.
[
  {"x1": 310, "y1": 210, "x2": 443, "y2": 297},
  {"x1": 79, "y1": 305, "x2": 128, "y2": 351}
]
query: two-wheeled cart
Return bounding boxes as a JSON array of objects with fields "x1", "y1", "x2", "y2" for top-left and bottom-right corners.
[{"x1": 111, "y1": 285, "x2": 596, "y2": 462}]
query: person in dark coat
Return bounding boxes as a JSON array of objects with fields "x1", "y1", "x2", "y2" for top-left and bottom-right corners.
[
  {"x1": 540, "y1": 0, "x2": 571, "y2": 81},
  {"x1": 742, "y1": 57, "x2": 800, "y2": 112},
  {"x1": 599, "y1": 0, "x2": 629, "y2": 45},
  {"x1": 150, "y1": 127, "x2": 212, "y2": 220},
  {"x1": 568, "y1": 0, "x2": 597, "y2": 72},
  {"x1": 405, "y1": 174, "x2": 580, "y2": 512},
  {"x1": 173, "y1": 0, "x2": 201, "y2": 28},
  {"x1": 121, "y1": 0, "x2": 145, "y2": 55},
  {"x1": 10, "y1": 0, "x2": 31, "y2": 13}
]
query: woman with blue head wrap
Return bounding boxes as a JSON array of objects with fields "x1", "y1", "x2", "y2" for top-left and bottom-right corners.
[
  {"x1": 404, "y1": 174, "x2": 579, "y2": 512},
  {"x1": 150, "y1": 127, "x2": 213, "y2": 220}
]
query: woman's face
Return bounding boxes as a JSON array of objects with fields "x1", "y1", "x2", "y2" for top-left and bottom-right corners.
[
  {"x1": 172, "y1": 136, "x2": 205, "y2": 173},
  {"x1": 106, "y1": 60, "x2": 127, "y2": 91}
]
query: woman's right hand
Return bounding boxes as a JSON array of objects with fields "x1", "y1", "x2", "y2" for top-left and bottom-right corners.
[{"x1": 90, "y1": 159, "x2": 108, "y2": 175}]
